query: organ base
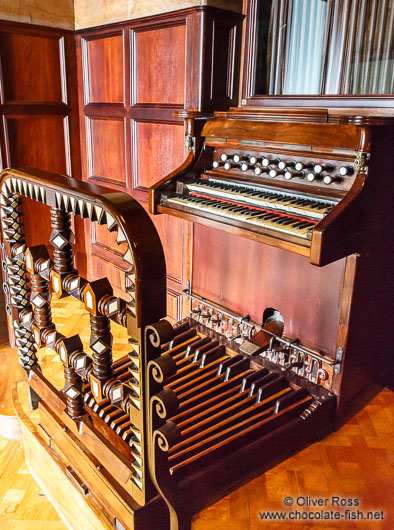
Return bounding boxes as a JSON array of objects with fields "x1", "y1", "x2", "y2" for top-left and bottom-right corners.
[
  {"x1": 13, "y1": 380, "x2": 169, "y2": 530},
  {"x1": 13, "y1": 382, "x2": 116, "y2": 530}
]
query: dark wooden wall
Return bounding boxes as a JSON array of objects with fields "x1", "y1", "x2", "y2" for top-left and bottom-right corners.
[
  {"x1": 0, "y1": 8, "x2": 346, "y2": 353},
  {"x1": 75, "y1": 7, "x2": 242, "y2": 318},
  {"x1": 0, "y1": 7, "x2": 242, "y2": 323},
  {"x1": 0, "y1": 20, "x2": 84, "y2": 266}
]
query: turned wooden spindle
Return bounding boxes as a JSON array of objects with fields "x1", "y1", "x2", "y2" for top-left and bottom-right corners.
[
  {"x1": 64, "y1": 365, "x2": 85, "y2": 419},
  {"x1": 69, "y1": 350, "x2": 93, "y2": 382},
  {"x1": 49, "y1": 208, "x2": 86, "y2": 417},
  {"x1": 2, "y1": 195, "x2": 24, "y2": 246},
  {"x1": 90, "y1": 313, "x2": 113, "y2": 381},
  {"x1": 5, "y1": 197, "x2": 31, "y2": 311},
  {"x1": 55, "y1": 337, "x2": 87, "y2": 418},
  {"x1": 63, "y1": 273, "x2": 87, "y2": 300},
  {"x1": 30, "y1": 273, "x2": 53, "y2": 330},
  {"x1": 13, "y1": 322, "x2": 37, "y2": 370},
  {"x1": 50, "y1": 208, "x2": 75, "y2": 275},
  {"x1": 2, "y1": 195, "x2": 36, "y2": 368}
]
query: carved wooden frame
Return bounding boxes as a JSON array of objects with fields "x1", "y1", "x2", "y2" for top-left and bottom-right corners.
[{"x1": 0, "y1": 167, "x2": 166, "y2": 507}]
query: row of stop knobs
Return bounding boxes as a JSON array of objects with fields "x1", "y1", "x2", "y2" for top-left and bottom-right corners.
[{"x1": 213, "y1": 153, "x2": 354, "y2": 185}]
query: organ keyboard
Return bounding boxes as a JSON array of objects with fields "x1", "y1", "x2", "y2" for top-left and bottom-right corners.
[
  {"x1": 150, "y1": 108, "x2": 393, "y2": 266},
  {"x1": 168, "y1": 178, "x2": 334, "y2": 240},
  {"x1": 181, "y1": 179, "x2": 337, "y2": 220}
]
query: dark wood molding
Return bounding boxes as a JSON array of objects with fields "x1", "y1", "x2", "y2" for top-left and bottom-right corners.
[
  {"x1": 242, "y1": 95, "x2": 394, "y2": 110},
  {"x1": 0, "y1": 19, "x2": 74, "y2": 35},
  {"x1": 74, "y1": 6, "x2": 242, "y2": 35}
]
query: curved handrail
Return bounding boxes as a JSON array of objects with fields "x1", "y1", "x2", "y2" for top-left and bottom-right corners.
[{"x1": 1, "y1": 167, "x2": 166, "y2": 329}]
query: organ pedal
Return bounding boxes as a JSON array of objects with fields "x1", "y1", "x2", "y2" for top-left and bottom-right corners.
[{"x1": 146, "y1": 305, "x2": 337, "y2": 530}]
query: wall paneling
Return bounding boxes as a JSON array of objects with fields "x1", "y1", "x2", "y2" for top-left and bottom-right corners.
[{"x1": 76, "y1": 6, "x2": 243, "y2": 317}]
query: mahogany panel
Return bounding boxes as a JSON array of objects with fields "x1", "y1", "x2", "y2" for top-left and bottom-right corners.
[
  {"x1": 149, "y1": 212, "x2": 185, "y2": 285},
  {"x1": 88, "y1": 117, "x2": 127, "y2": 187},
  {"x1": 202, "y1": 117, "x2": 366, "y2": 151},
  {"x1": 211, "y1": 22, "x2": 232, "y2": 99},
  {"x1": 5, "y1": 116, "x2": 68, "y2": 248},
  {"x1": 85, "y1": 34, "x2": 125, "y2": 104},
  {"x1": 133, "y1": 24, "x2": 186, "y2": 105},
  {"x1": 133, "y1": 120, "x2": 185, "y2": 190},
  {"x1": 184, "y1": 8, "x2": 243, "y2": 111},
  {"x1": 75, "y1": 6, "x2": 241, "y2": 302},
  {"x1": 0, "y1": 21, "x2": 84, "y2": 292},
  {"x1": 0, "y1": 32, "x2": 64, "y2": 103},
  {"x1": 192, "y1": 224, "x2": 346, "y2": 354},
  {"x1": 167, "y1": 289, "x2": 183, "y2": 322},
  {"x1": 5, "y1": 116, "x2": 68, "y2": 174},
  {"x1": 90, "y1": 223, "x2": 128, "y2": 293},
  {"x1": 90, "y1": 257, "x2": 128, "y2": 297},
  {"x1": 91, "y1": 222, "x2": 127, "y2": 261},
  {"x1": 21, "y1": 198, "x2": 52, "y2": 251}
]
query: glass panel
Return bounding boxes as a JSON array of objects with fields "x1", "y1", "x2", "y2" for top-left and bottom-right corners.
[
  {"x1": 254, "y1": 0, "x2": 394, "y2": 96},
  {"x1": 284, "y1": 0, "x2": 328, "y2": 94}
]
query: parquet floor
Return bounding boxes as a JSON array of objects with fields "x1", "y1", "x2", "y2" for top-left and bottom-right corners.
[
  {"x1": 0, "y1": 436, "x2": 65, "y2": 530},
  {"x1": 1, "y1": 298, "x2": 394, "y2": 529}
]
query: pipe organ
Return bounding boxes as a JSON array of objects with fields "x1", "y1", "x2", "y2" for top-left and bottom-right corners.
[
  {"x1": 1, "y1": 106, "x2": 394, "y2": 530},
  {"x1": 149, "y1": 108, "x2": 394, "y2": 527}
]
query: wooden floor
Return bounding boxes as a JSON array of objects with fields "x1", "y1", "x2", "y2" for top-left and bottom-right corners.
[
  {"x1": 0, "y1": 436, "x2": 65, "y2": 530},
  {"x1": 1, "y1": 299, "x2": 394, "y2": 529}
]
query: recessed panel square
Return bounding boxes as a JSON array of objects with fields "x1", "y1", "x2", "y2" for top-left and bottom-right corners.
[
  {"x1": 88, "y1": 118, "x2": 127, "y2": 186},
  {"x1": 86, "y1": 34, "x2": 125, "y2": 104},
  {"x1": 0, "y1": 33, "x2": 64, "y2": 103},
  {"x1": 134, "y1": 24, "x2": 186, "y2": 105}
]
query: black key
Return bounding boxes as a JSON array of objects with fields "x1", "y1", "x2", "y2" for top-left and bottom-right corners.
[
  {"x1": 244, "y1": 209, "x2": 262, "y2": 217},
  {"x1": 294, "y1": 221, "x2": 311, "y2": 230},
  {"x1": 236, "y1": 208, "x2": 254, "y2": 215},
  {"x1": 256, "y1": 213, "x2": 276, "y2": 221},
  {"x1": 289, "y1": 220, "x2": 307, "y2": 228},
  {"x1": 281, "y1": 218, "x2": 298, "y2": 226},
  {"x1": 228, "y1": 206, "x2": 246, "y2": 213},
  {"x1": 288, "y1": 199, "x2": 306, "y2": 206},
  {"x1": 268, "y1": 216, "x2": 285, "y2": 224}
]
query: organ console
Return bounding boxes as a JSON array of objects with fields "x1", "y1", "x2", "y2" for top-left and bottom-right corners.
[
  {"x1": 1, "y1": 107, "x2": 394, "y2": 530},
  {"x1": 150, "y1": 108, "x2": 394, "y2": 267},
  {"x1": 148, "y1": 108, "x2": 394, "y2": 528}
]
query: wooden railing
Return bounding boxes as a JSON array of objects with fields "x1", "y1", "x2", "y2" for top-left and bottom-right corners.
[{"x1": 0, "y1": 167, "x2": 166, "y2": 508}]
